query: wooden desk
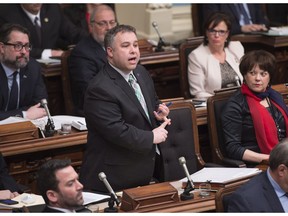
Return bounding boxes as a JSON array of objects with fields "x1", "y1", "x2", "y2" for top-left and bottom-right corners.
[
  {"x1": 3, "y1": 129, "x2": 87, "y2": 193},
  {"x1": 232, "y1": 34, "x2": 288, "y2": 85},
  {"x1": 127, "y1": 190, "x2": 215, "y2": 213},
  {"x1": 40, "y1": 48, "x2": 180, "y2": 116}
]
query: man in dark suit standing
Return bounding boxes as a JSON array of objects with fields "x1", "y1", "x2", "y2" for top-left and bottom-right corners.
[
  {"x1": 69, "y1": 4, "x2": 117, "y2": 116},
  {"x1": 37, "y1": 159, "x2": 90, "y2": 213},
  {"x1": 0, "y1": 4, "x2": 87, "y2": 59},
  {"x1": 80, "y1": 25, "x2": 171, "y2": 193},
  {"x1": 227, "y1": 138, "x2": 288, "y2": 212},
  {"x1": 202, "y1": 4, "x2": 269, "y2": 35},
  {"x1": 0, "y1": 23, "x2": 47, "y2": 121}
]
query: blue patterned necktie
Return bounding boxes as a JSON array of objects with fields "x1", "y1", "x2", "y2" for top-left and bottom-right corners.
[
  {"x1": 7, "y1": 71, "x2": 19, "y2": 110},
  {"x1": 128, "y1": 73, "x2": 150, "y2": 119}
]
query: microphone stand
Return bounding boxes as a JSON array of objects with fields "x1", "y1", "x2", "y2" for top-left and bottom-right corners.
[
  {"x1": 104, "y1": 193, "x2": 119, "y2": 213},
  {"x1": 180, "y1": 179, "x2": 194, "y2": 201},
  {"x1": 152, "y1": 21, "x2": 165, "y2": 52},
  {"x1": 43, "y1": 118, "x2": 55, "y2": 137},
  {"x1": 155, "y1": 37, "x2": 165, "y2": 52}
]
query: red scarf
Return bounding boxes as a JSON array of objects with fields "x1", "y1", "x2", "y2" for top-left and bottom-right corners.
[{"x1": 241, "y1": 84, "x2": 288, "y2": 153}]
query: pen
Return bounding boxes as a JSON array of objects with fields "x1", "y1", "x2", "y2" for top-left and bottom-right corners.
[
  {"x1": 77, "y1": 121, "x2": 84, "y2": 125},
  {"x1": 157, "y1": 101, "x2": 173, "y2": 114}
]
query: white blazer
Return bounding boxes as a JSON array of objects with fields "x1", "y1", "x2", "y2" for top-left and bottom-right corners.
[{"x1": 188, "y1": 41, "x2": 244, "y2": 98}]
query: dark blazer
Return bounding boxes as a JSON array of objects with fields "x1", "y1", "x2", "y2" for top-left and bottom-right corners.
[
  {"x1": 0, "y1": 4, "x2": 87, "y2": 59},
  {"x1": 202, "y1": 4, "x2": 269, "y2": 35},
  {"x1": 227, "y1": 171, "x2": 285, "y2": 212},
  {"x1": 68, "y1": 35, "x2": 107, "y2": 116},
  {"x1": 79, "y1": 63, "x2": 161, "y2": 193},
  {"x1": 0, "y1": 58, "x2": 48, "y2": 120},
  {"x1": 0, "y1": 153, "x2": 20, "y2": 192},
  {"x1": 42, "y1": 206, "x2": 65, "y2": 213}
]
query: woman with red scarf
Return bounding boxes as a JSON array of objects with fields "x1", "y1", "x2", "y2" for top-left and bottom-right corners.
[{"x1": 221, "y1": 50, "x2": 288, "y2": 165}]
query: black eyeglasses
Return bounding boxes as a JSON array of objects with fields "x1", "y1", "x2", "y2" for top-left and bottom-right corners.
[
  {"x1": 91, "y1": 20, "x2": 117, "y2": 28},
  {"x1": 3, "y1": 42, "x2": 32, "y2": 52},
  {"x1": 207, "y1": 29, "x2": 228, "y2": 36}
]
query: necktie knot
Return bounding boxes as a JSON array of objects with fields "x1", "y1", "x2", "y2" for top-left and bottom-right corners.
[{"x1": 128, "y1": 73, "x2": 136, "y2": 85}]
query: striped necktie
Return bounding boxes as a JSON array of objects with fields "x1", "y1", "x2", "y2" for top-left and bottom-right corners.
[
  {"x1": 34, "y1": 16, "x2": 42, "y2": 45},
  {"x1": 128, "y1": 73, "x2": 150, "y2": 119},
  {"x1": 7, "y1": 71, "x2": 19, "y2": 110}
]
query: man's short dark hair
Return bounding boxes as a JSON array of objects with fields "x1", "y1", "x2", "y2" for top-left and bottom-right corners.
[
  {"x1": 37, "y1": 159, "x2": 71, "y2": 204},
  {"x1": 0, "y1": 23, "x2": 30, "y2": 43},
  {"x1": 104, "y1": 24, "x2": 136, "y2": 50},
  {"x1": 269, "y1": 138, "x2": 288, "y2": 170}
]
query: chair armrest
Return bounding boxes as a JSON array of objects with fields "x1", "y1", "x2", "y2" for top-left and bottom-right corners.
[{"x1": 222, "y1": 157, "x2": 247, "y2": 168}]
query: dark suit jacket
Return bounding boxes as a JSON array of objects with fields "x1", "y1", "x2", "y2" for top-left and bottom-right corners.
[
  {"x1": 69, "y1": 35, "x2": 107, "y2": 116},
  {"x1": 79, "y1": 63, "x2": 161, "y2": 192},
  {"x1": 202, "y1": 4, "x2": 269, "y2": 35},
  {"x1": 42, "y1": 205, "x2": 90, "y2": 213},
  {"x1": 0, "y1": 153, "x2": 20, "y2": 192},
  {"x1": 0, "y1": 58, "x2": 48, "y2": 120},
  {"x1": 227, "y1": 171, "x2": 284, "y2": 212},
  {"x1": 0, "y1": 4, "x2": 87, "y2": 59}
]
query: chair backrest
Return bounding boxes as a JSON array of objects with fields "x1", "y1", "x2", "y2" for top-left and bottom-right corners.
[
  {"x1": 207, "y1": 87, "x2": 246, "y2": 167},
  {"x1": 60, "y1": 49, "x2": 74, "y2": 115},
  {"x1": 179, "y1": 37, "x2": 204, "y2": 99},
  {"x1": 157, "y1": 99, "x2": 205, "y2": 182},
  {"x1": 271, "y1": 83, "x2": 288, "y2": 105}
]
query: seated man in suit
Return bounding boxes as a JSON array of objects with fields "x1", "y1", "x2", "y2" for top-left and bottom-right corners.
[
  {"x1": 202, "y1": 4, "x2": 269, "y2": 35},
  {"x1": 0, "y1": 153, "x2": 21, "y2": 199},
  {"x1": 227, "y1": 138, "x2": 288, "y2": 212},
  {"x1": 62, "y1": 3, "x2": 115, "y2": 34},
  {"x1": 69, "y1": 4, "x2": 117, "y2": 116},
  {"x1": 0, "y1": 4, "x2": 87, "y2": 59},
  {"x1": 0, "y1": 23, "x2": 47, "y2": 121},
  {"x1": 37, "y1": 159, "x2": 90, "y2": 213}
]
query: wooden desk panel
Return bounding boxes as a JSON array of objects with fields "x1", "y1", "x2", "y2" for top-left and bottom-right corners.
[{"x1": 3, "y1": 130, "x2": 87, "y2": 193}]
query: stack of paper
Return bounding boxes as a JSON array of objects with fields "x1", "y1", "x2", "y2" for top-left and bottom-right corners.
[{"x1": 180, "y1": 167, "x2": 261, "y2": 184}]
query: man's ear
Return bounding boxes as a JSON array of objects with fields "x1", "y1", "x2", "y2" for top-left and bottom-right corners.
[
  {"x1": 106, "y1": 47, "x2": 113, "y2": 58},
  {"x1": 277, "y1": 164, "x2": 287, "y2": 177},
  {"x1": 46, "y1": 190, "x2": 58, "y2": 203}
]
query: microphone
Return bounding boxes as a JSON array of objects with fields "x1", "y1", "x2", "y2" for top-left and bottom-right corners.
[
  {"x1": 179, "y1": 156, "x2": 194, "y2": 200},
  {"x1": 98, "y1": 172, "x2": 120, "y2": 208},
  {"x1": 41, "y1": 99, "x2": 55, "y2": 137},
  {"x1": 152, "y1": 21, "x2": 166, "y2": 52},
  {"x1": 235, "y1": 76, "x2": 241, "y2": 86}
]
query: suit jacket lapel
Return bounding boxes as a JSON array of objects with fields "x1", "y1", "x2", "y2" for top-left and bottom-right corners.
[
  {"x1": 133, "y1": 69, "x2": 153, "y2": 121},
  {"x1": 106, "y1": 65, "x2": 151, "y2": 124},
  {"x1": 19, "y1": 67, "x2": 29, "y2": 106},
  {"x1": 262, "y1": 173, "x2": 285, "y2": 212}
]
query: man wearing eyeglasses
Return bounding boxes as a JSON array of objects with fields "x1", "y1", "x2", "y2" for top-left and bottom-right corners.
[
  {"x1": 0, "y1": 23, "x2": 47, "y2": 121},
  {"x1": 69, "y1": 4, "x2": 117, "y2": 116}
]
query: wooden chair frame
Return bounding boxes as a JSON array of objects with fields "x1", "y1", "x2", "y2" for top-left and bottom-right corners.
[
  {"x1": 178, "y1": 37, "x2": 204, "y2": 99},
  {"x1": 60, "y1": 49, "x2": 74, "y2": 115},
  {"x1": 207, "y1": 87, "x2": 246, "y2": 167},
  {"x1": 159, "y1": 98, "x2": 206, "y2": 181}
]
